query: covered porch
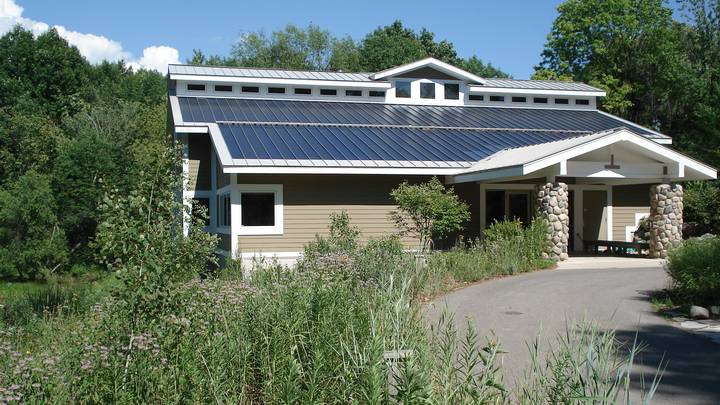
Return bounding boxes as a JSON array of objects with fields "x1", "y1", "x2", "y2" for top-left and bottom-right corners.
[{"x1": 447, "y1": 128, "x2": 717, "y2": 260}]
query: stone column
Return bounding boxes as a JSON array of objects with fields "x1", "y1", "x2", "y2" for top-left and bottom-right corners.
[
  {"x1": 649, "y1": 184, "x2": 684, "y2": 258},
  {"x1": 537, "y1": 182, "x2": 570, "y2": 261}
]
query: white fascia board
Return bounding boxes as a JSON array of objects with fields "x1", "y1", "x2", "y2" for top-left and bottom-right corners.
[
  {"x1": 467, "y1": 85, "x2": 605, "y2": 97},
  {"x1": 176, "y1": 125, "x2": 208, "y2": 133},
  {"x1": 169, "y1": 95, "x2": 184, "y2": 125},
  {"x1": 222, "y1": 166, "x2": 463, "y2": 176},
  {"x1": 208, "y1": 123, "x2": 234, "y2": 168},
  {"x1": 370, "y1": 57, "x2": 486, "y2": 84},
  {"x1": 522, "y1": 129, "x2": 716, "y2": 179},
  {"x1": 170, "y1": 74, "x2": 391, "y2": 89}
]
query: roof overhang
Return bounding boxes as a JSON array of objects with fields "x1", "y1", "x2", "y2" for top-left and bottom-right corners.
[
  {"x1": 449, "y1": 128, "x2": 716, "y2": 184},
  {"x1": 370, "y1": 57, "x2": 486, "y2": 84},
  {"x1": 176, "y1": 123, "x2": 713, "y2": 181}
]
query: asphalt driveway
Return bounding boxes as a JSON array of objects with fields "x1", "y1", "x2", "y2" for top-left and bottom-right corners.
[{"x1": 425, "y1": 258, "x2": 720, "y2": 404}]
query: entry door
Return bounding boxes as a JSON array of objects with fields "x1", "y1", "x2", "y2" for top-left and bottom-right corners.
[
  {"x1": 583, "y1": 190, "x2": 608, "y2": 241},
  {"x1": 507, "y1": 192, "x2": 531, "y2": 225}
]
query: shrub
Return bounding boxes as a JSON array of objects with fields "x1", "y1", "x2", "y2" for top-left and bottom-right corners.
[
  {"x1": 0, "y1": 171, "x2": 68, "y2": 280},
  {"x1": 422, "y1": 218, "x2": 552, "y2": 297},
  {"x1": 390, "y1": 177, "x2": 470, "y2": 253},
  {"x1": 666, "y1": 235, "x2": 720, "y2": 306}
]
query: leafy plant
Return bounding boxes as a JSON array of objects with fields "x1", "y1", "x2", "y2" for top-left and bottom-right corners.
[
  {"x1": 390, "y1": 177, "x2": 470, "y2": 253},
  {"x1": 0, "y1": 171, "x2": 68, "y2": 280},
  {"x1": 666, "y1": 235, "x2": 720, "y2": 306}
]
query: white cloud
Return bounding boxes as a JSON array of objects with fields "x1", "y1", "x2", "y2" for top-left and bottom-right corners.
[{"x1": 0, "y1": 0, "x2": 179, "y2": 72}]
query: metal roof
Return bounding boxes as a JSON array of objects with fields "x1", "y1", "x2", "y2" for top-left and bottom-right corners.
[
  {"x1": 178, "y1": 97, "x2": 663, "y2": 138},
  {"x1": 217, "y1": 122, "x2": 585, "y2": 168},
  {"x1": 481, "y1": 78, "x2": 603, "y2": 92},
  {"x1": 168, "y1": 64, "x2": 374, "y2": 82}
]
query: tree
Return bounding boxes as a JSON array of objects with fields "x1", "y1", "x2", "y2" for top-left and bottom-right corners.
[
  {"x1": 0, "y1": 171, "x2": 68, "y2": 280},
  {"x1": 459, "y1": 56, "x2": 510, "y2": 78},
  {"x1": 359, "y1": 21, "x2": 427, "y2": 71},
  {"x1": 390, "y1": 177, "x2": 470, "y2": 253}
]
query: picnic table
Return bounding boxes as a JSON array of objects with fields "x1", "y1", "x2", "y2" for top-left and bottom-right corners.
[{"x1": 583, "y1": 240, "x2": 649, "y2": 256}]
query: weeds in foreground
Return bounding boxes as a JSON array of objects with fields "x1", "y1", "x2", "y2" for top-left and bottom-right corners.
[{"x1": 0, "y1": 212, "x2": 662, "y2": 403}]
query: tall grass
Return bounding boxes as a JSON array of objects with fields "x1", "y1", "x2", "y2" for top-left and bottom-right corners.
[
  {"x1": 421, "y1": 218, "x2": 554, "y2": 297},
  {"x1": 0, "y1": 213, "x2": 660, "y2": 403}
]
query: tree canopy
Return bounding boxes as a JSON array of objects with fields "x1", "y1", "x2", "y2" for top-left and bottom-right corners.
[{"x1": 188, "y1": 21, "x2": 510, "y2": 78}]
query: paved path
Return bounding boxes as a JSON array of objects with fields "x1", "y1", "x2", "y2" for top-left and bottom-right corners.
[{"x1": 425, "y1": 258, "x2": 720, "y2": 404}]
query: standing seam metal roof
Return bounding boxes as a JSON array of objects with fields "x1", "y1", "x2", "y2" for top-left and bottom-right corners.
[
  {"x1": 179, "y1": 97, "x2": 660, "y2": 138},
  {"x1": 218, "y1": 123, "x2": 587, "y2": 165}
]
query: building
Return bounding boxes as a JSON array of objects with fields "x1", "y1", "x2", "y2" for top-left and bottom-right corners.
[{"x1": 168, "y1": 57, "x2": 717, "y2": 263}]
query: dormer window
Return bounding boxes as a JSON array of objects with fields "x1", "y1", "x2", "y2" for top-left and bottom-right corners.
[
  {"x1": 320, "y1": 89, "x2": 337, "y2": 96},
  {"x1": 294, "y1": 88, "x2": 312, "y2": 95},
  {"x1": 555, "y1": 98, "x2": 569, "y2": 105},
  {"x1": 489, "y1": 95, "x2": 505, "y2": 102},
  {"x1": 268, "y1": 87, "x2": 286, "y2": 94},
  {"x1": 469, "y1": 94, "x2": 484, "y2": 101},
  {"x1": 187, "y1": 84, "x2": 205, "y2": 91},
  {"x1": 396, "y1": 81, "x2": 411, "y2": 98},
  {"x1": 345, "y1": 90, "x2": 362, "y2": 97},
  {"x1": 242, "y1": 86, "x2": 259, "y2": 93},
  {"x1": 420, "y1": 83, "x2": 435, "y2": 99},
  {"x1": 369, "y1": 91, "x2": 385, "y2": 98},
  {"x1": 214, "y1": 85, "x2": 232, "y2": 92},
  {"x1": 576, "y1": 99, "x2": 590, "y2": 105},
  {"x1": 444, "y1": 83, "x2": 459, "y2": 100},
  {"x1": 511, "y1": 96, "x2": 527, "y2": 103}
]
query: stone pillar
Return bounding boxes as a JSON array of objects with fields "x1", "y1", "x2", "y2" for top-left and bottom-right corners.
[
  {"x1": 649, "y1": 184, "x2": 684, "y2": 258},
  {"x1": 537, "y1": 182, "x2": 570, "y2": 261}
]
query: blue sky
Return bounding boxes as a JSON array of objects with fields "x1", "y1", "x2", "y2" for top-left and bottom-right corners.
[{"x1": 8, "y1": 0, "x2": 566, "y2": 78}]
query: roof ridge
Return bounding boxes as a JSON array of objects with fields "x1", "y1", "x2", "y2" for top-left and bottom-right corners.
[
  {"x1": 215, "y1": 120, "x2": 594, "y2": 134},
  {"x1": 169, "y1": 63, "x2": 372, "y2": 76}
]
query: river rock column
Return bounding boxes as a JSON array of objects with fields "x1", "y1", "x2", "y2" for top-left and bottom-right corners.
[
  {"x1": 648, "y1": 184, "x2": 684, "y2": 258},
  {"x1": 537, "y1": 182, "x2": 570, "y2": 261}
]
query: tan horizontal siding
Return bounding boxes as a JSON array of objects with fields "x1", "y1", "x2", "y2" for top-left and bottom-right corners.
[
  {"x1": 612, "y1": 185, "x2": 652, "y2": 241},
  {"x1": 234, "y1": 175, "x2": 429, "y2": 253}
]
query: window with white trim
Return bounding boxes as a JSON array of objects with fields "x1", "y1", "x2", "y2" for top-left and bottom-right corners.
[
  {"x1": 237, "y1": 184, "x2": 283, "y2": 235},
  {"x1": 217, "y1": 193, "x2": 231, "y2": 228}
]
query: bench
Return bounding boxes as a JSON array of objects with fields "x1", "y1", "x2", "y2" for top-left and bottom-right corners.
[{"x1": 583, "y1": 240, "x2": 649, "y2": 256}]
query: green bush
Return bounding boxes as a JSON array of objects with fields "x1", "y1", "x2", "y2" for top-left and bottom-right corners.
[
  {"x1": 0, "y1": 171, "x2": 68, "y2": 280},
  {"x1": 666, "y1": 235, "x2": 720, "y2": 305}
]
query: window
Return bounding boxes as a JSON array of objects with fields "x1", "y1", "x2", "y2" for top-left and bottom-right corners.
[
  {"x1": 533, "y1": 97, "x2": 548, "y2": 104},
  {"x1": 237, "y1": 184, "x2": 283, "y2": 235},
  {"x1": 369, "y1": 90, "x2": 386, "y2": 97},
  {"x1": 217, "y1": 193, "x2": 231, "y2": 228},
  {"x1": 345, "y1": 89, "x2": 362, "y2": 97},
  {"x1": 444, "y1": 83, "x2": 460, "y2": 100},
  {"x1": 214, "y1": 85, "x2": 232, "y2": 92},
  {"x1": 268, "y1": 87, "x2": 286, "y2": 94},
  {"x1": 489, "y1": 95, "x2": 505, "y2": 102},
  {"x1": 575, "y1": 99, "x2": 590, "y2": 105},
  {"x1": 242, "y1": 86, "x2": 259, "y2": 93},
  {"x1": 294, "y1": 88, "x2": 312, "y2": 95},
  {"x1": 512, "y1": 96, "x2": 527, "y2": 103},
  {"x1": 469, "y1": 94, "x2": 484, "y2": 101},
  {"x1": 187, "y1": 83, "x2": 205, "y2": 91},
  {"x1": 395, "y1": 81, "x2": 411, "y2": 98},
  {"x1": 320, "y1": 88, "x2": 337, "y2": 96},
  {"x1": 554, "y1": 98, "x2": 569, "y2": 104},
  {"x1": 241, "y1": 193, "x2": 274, "y2": 226},
  {"x1": 191, "y1": 198, "x2": 210, "y2": 227},
  {"x1": 420, "y1": 82, "x2": 435, "y2": 99}
]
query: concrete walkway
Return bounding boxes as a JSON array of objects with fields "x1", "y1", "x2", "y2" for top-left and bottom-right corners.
[{"x1": 425, "y1": 258, "x2": 720, "y2": 404}]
